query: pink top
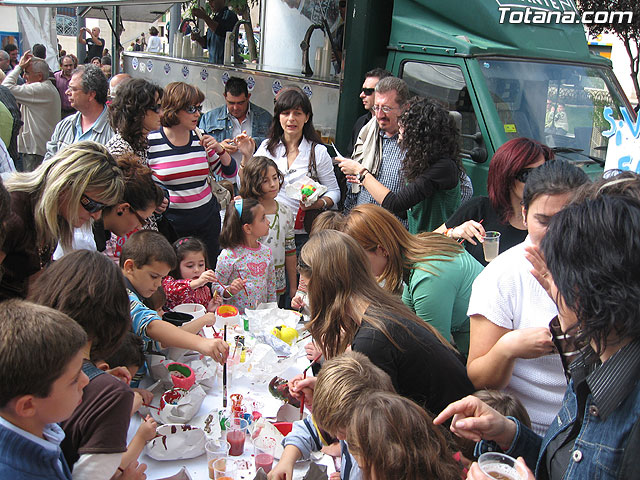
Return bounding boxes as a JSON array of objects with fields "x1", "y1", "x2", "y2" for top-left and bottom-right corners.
[{"x1": 214, "y1": 243, "x2": 277, "y2": 313}]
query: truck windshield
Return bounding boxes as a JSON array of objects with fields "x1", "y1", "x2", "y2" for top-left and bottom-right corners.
[{"x1": 478, "y1": 58, "x2": 630, "y2": 166}]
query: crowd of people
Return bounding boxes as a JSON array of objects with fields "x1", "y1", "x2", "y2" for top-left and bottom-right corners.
[{"x1": 1, "y1": 35, "x2": 640, "y2": 480}]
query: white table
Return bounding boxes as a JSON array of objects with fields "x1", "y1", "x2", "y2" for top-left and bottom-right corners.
[{"x1": 127, "y1": 347, "x2": 335, "y2": 480}]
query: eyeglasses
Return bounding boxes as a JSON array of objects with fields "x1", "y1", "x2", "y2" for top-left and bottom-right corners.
[
  {"x1": 361, "y1": 87, "x2": 375, "y2": 96},
  {"x1": 372, "y1": 104, "x2": 397, "y2": 114},
  {"x1": 185, "y1": 105, "x2": 203, "y2": 114},
  {"x1": 515, "y1": 167, "x2": 537, "y2": 183},
  {"x1": 130, "y1": 208, "x2": 148, "y2": 226},
  {"x1": 149, "y1": 104, "x2": 163, "y2": 113},
  {"x1": 80, "y1": 193, "x2": 106, "y2": 214}
]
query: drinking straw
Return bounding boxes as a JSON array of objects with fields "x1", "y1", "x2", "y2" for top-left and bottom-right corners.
[
  {"x1": 458, "y1": 219, "x2": 484, "y2": 245},
  {"x1": 223, "y1": 324, "x2": 228, "y2": 408},
  {"x1": 299, "y1": 352, "x2": 323, "y2": 420}
]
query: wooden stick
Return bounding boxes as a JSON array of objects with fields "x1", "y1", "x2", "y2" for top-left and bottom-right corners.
[
  {"x1": 299, "y1": 352, "x2": 322, "y2": 420},
  {"x1": 223, "y1": 324, "x2": 228, "y2": 408}
]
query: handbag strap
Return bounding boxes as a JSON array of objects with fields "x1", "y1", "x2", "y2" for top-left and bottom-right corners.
[{"x1": 307, "y1": 142, "x2": 319, "y2": 181}]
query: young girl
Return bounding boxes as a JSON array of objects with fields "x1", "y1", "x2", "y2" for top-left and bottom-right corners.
[
  {"x1": 239, "y1": 156, "x2": 296, "y2": 303},
  {"x1": 347, "y1": 391, "x2": 463, "y2": 480},
  {"x1": 162, "y1": 237, "x2": 222, "y2": 312},
  {"x1": 215, "y1": 198, "x2": 277, "y2": 313}
]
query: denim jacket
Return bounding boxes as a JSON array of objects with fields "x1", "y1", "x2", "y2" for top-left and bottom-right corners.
[
  {"x1": 504, "y1": 340, "x2": 640, "y2": 480},
  {"x1": 199, "y1": 102, "x2": 272, "y2": 147}
]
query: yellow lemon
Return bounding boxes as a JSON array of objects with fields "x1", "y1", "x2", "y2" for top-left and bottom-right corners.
[{"x1": 271, "y1": 325, "x2": 299, "y2": 345}]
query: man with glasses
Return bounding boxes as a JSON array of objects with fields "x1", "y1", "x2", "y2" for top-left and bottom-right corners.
[
  {"x1": 343, "y1": 76, "x2": 409, "y2": 227},
  {"x1": 347, "y1": 68, "x2": 391, "y2": 156},
  {"x1": 200, "y1": 76, "x2": 271, "y2": 184},
  {"x1": 2, "y1": 50, "x2": 60, "y2": 171},
  {"x1": 45, "y1": 65, "x2": 113, "y2": 160}
]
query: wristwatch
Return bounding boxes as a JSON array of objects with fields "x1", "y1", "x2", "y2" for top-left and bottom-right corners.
[{"x1": 355, "y1": 169, "x2": 369, "y2": 183}]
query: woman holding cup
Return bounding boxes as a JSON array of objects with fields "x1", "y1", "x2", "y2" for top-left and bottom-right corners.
[
  {"x1": 435, "y1": 137, "x2": 554, "y2": 266},
  {"x1": 436, "y1": 193, "x2": 640, "y2": 479},
  {"x1": 465, "y1": 160, "x2": 588, "y2": 435}
]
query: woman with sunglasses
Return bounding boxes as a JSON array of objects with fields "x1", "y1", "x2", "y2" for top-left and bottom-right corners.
[
  {"x1": 340, "y1": 97, "x2": 463, "y2": 234},
  {"x1": 465, "y1": 160, "x2": 589, "y2": 435},
  {"x1": 147, "y1": 82, "x2": 237, "y2": 266},
  {"x1": 97, "y1": 153, "x2": 166, "y2": 261},
  {"x1": 435, "y1": 137, "x2": 553, "y2": 266},
  {"x1": 0, "y1": 141, "x2": 124, "y2": 300},
  {"x1": 106, "y1": 78, "x2": 164, "y2": 165}
]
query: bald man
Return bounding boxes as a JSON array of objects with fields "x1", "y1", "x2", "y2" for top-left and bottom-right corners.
[
  {"x1": 78, "y1": 26, "x2": 105, "y2": 63},
  {"x1": 108, "y1": 73, "x2": 131, "y2": 99},
  {"x1": 2, "y1": 51, "x2": 60, "y2": 170}
]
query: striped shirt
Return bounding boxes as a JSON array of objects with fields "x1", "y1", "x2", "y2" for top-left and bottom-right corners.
[{"x1": 147, "y1": 128, "x2": 237, "y2": 211}]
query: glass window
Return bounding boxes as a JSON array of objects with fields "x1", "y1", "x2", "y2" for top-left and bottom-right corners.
[{"x1": 478, "y1": 58, "x2": 629, "y2": 166}]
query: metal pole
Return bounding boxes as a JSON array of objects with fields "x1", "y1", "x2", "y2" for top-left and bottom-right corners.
[
  {"x1": 112, "y1": 5, "x2": 120, "y2": 74},
  {"x1": 169, "y1": 3, "x2": 180, "y2": 56},
  {"x1": 76, "y1": 7, "x2": 86, "y2": 63}
]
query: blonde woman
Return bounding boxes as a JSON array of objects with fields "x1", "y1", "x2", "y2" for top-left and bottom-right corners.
[
  {"x1": 1, "y1": 141, "x2": 123, "y2": 299},
  {"x1": 343, "y1": 204, "x2": 483, "y2": 357},
  {"x1": 298, "y1": 229, "x2": 474, "y2": 415}
]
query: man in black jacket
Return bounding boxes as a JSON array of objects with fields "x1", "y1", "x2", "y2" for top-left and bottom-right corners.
[{"x1": 347, "y1": 68, "x2": 391, "y2": 156}]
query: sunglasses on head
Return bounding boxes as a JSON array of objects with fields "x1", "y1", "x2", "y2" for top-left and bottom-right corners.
[
  {"x1": 515, "y1": 167, "x2": 537, "y2": 184},
  {"x1": 80, "y1": 193, "x2": 106, "y2": 214},
  {"x1": 185, "y1": 105, "x2": 203, "y2": 114},
  {"x1": 361, "y1": 88, "x2": 375, "y2": 96},
  {"x1": 149, "y1": 103, "x2": 162, "y2": 113}
]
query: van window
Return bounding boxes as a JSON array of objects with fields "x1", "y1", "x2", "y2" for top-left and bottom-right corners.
[
  {"x1": 400, "y1": 62, "x2": 482, "y2": 163},
  {"x1": 478, "y1": 58, "x2": 629, "y2": 166}
]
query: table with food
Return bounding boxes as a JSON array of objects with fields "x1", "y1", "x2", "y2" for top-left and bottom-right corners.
[{"x1": 127, "y1": 303, "x2": 335, "y2": 480}]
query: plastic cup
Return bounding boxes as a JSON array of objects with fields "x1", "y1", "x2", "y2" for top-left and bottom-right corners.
[
  {"x1": 225, "y1": 418, "x2": 248, "y2": 456},
  {"x1": 213, "y1": 458, "x2": 237, "y2": 480},
  {"x1": 254, "y1": 436, "x2": 276, "y2": 474},
  {"x1": 206, "y1": 441, "x2": 231, "y2": 479},
  {"x1": 482, "y1": 231, "x2": 501, "y2": 263},
  {"x1": 478, "y1": 452, "x2": 525, "y2": 480}
]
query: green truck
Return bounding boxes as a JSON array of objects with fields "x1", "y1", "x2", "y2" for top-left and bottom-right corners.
[{"x1": 337, "y1": 0, "x2": 635, "y2": 192}]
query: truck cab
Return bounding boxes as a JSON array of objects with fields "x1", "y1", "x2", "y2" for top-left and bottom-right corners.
[{"x1": 339, "y1": 0, "x2": 634, "y2": 193}]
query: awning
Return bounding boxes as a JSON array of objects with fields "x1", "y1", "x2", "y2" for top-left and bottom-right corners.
[{"x1": 1, "y1": 0, "x2": 175, "y2": 23}]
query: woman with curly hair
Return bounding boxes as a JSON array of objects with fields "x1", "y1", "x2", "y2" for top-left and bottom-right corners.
[
  {"x1": 343, "y1": 204, "x2": 483, "y2": 357},
  {"x1": 106, "y1": 78, "x2": 163, "y2": 164},
  {"x1": 340, "y1": 96, "x2": 462, "y2": 234},
  {"x1": 348, "y1": 392, "x2": 463, "y2": 480},
  {"x1": 435, "y1": 137, "x2": 553, "y2": 265}
]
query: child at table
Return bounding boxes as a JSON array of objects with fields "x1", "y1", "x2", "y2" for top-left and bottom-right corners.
[
  {"x1": 162, "y1": 237, "x2": 222, "y2": 311},
  {"x1": 28, "y1": 250, "x2": 149, "y2": 480},
  {"x1": 215, "y1": 198, "x2": 276, "y2": 313},
  {"x1": 120, "y1": 230, "x2": 229, "y2": 362},
  {"x1": 0, "y1": 300, "x2": 89, "y2": 480},
  {"x1": 99, "y1": 332, "x2": 153, "y2": 414},
  {"x1": 239, "y1": 156, "x2": 296, "y2": 304},
  {"x1": 269, "y1": 351, "x2": 394, "y2": 480},
  {"x1": 346, "y1": 392, "x2": 463, "y2": 480}
]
